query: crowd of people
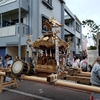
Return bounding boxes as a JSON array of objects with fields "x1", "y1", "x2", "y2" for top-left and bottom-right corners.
[
  {"x1": 67, "y1": 51, "x2": 100, "y2": 99},
  {"x1": 0, "y1": 51, "x2": 100, "y2": 99},
  {"x1": 67, "y1": 54, "x2": 100, "y2": 99},
  {"x1": 0, "y1": 54, "x2": 19, "y2": 69},
  {"x1": 0, "y1": 54, "x2": 19, "y2": 82},
  {"x1": 67, "y1": 50, "x2": 100, "y2": 100},
  {"x1": 67, "y1": 54, "x2": 88, "y2": 72}
]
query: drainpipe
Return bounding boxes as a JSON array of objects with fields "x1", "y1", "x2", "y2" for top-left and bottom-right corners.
[
  {"x1": 61, "y1": 1, "x2": 65, "y2": 39},
  {"x1": 73, "y1": 20, "x2": 77, "y2": 55},
  {"x1": 80, "y1": 25, "x2": 82, "y2": 52},
  {"x1": 18, "y1": 0, "x2": 21, "y2": 59}
]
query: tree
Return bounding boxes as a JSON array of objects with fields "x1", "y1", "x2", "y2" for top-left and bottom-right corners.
[
  {"x1": 82, "y1": 19, "x2": 100, "y2": 46},
  {"x1": 88, "y1": 45, "x2": 97, "y2": 50}
]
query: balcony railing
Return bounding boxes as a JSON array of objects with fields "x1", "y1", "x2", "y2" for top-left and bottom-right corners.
[
  {"x1": 64, "y1": 24, "x2": 74, "y2": 34},
  {"x1": 0, "y1": 23, "x2": 28, "y2": 37},
  {"x1": 0, "y1": 25, "x2": 15, "y2": 37}
]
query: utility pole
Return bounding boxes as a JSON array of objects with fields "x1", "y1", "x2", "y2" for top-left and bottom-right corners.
[{"x1": 18, "y1": 0, "x2": 21, "y2": 59}]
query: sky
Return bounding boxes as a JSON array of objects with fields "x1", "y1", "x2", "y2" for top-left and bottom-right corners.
[
  {"x1": 65, "y1": 0, "x2": 100, "y2": 35},
  {"x1": 65, "y1": 0, "x2": 100, "y2": 46}
]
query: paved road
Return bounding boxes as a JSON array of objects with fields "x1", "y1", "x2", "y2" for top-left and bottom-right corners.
[{"x1": 0, "y1": 80, "x2": 90, "y2": 100}]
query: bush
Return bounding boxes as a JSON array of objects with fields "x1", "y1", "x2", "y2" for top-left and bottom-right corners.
[{"x1": 88, "y1": 46, "x2": 97, "y2": 50}]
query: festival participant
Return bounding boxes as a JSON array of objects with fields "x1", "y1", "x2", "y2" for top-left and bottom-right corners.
[
  {"x1": 72, "y1": 56, "x2": 79, "y2": 69},
  {"x1": 90, "y1": 56, "x2": 100, "y2": 100},
  {"x1": 14, "y1": 55, "x2": 19, "y2": 61},
  {"x1": 80, "y1": 56, "x2": 88, "y2": 72},
  {"x1": 5, "y1": 55, "x2": 13, "y2": 82}
]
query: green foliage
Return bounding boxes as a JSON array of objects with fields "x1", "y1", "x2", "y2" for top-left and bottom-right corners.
[
  {"x1": 88, "y1": 45, "x2": 97, "y2": 50},
  {"x1": 92, "y1": 34, "x2": 97, "y2": 45},
  {"x1": 82, "y1": 20, "x2": 100, "y2": 33},
  {"x1": 82, "y1": 19, "x2": 100, "y2": 45}
]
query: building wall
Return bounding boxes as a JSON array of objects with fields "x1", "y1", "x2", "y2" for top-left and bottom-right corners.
[
  {"x1": 29, "y1": 0, "x2": 62, "y2": 40},
  {"x1": 21, "y1": 46, "x2": 27, "y2": 58},
  {"x1": 0, "y1": 36, "x2": 18, "y2": 46},
  {"x1": 28, "y1": 0, "x2": 39, "y2": 41},
  {"x1": 6, "y1": 46, "x2": 18, "y2": 60},
  {"x1": 64, "y1": 5, "x2": 82, "y2": 55},
  {"x1": 6, "y1": 46, "x2": 26, "y2": 60},
  {"x1": 82, "y1": 36, "x2": 87, "y2": 51},
  {"x1": 39, "y1": 0, "x2": 61, "y2": 37}
]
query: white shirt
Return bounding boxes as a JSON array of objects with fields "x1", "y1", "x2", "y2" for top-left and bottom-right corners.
[
  {"x1": 7, "y1": 60, "x2": 13, "y2": 68},
  {"x1": 72, "y1": 60, "x2": 79, "y2": 68},
  {"x1": 80, "y1": 59, "x2": 87, "y2": 68}
]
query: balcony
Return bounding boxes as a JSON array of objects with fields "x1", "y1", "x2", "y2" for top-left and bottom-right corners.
[
  {"x1": 79, "y1": 45, "x2": 82, "y2": 52},
  {"x1": 76, "y1": 31, "x2": 81, "y2": 38},
  {"x1": 0, "y1": 23, "x2": 28, "y2": 37},
  {"x1": 76, "y1": 45, "x2": 82, "y2": 54},
  {"x1": 0, "y1": 0, "x2": 29, "y2": 13},
  {"x1": 0, "y1": 25, "x2": 15, "y2": 37},
  {"x1": 64, "y1": 24, "x2": 74, "y2": 34}
]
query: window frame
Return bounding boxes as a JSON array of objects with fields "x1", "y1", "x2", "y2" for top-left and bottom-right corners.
[
  {"x1": 76, "y1": 22, "x2": 81, "y2": 33},
  {"x1": 42, "y1": 15, "x2": 50, "y2": 33},
  {"x1": 42, "y1": 0, "x2": 53, "y2": 10}
]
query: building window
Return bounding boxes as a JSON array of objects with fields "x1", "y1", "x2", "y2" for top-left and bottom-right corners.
[
  {"x1": 45, "y1": 0, "x2": 52, "y2": 5},
  {"x1": 65, "y1": 22, "x2": 69, "y2": 26},
  {"x1": 42, "y1": 0, "x2": 53, "y2": 10},
  {"x1": 76, "y1": 22, "x2": 80, "y2": 33},
  {"x1": 26, "y1": 27, "x2": 28, "y2": 34},
  {"x1": 77, "y1": 38, "x2": 80, "y2": 46},
  {"x1": 64, "y1": 35, "x2": 73, "y2": 43},
  {"x1": 18, "y1": 26, "x2": 19, "y2": 34},
  {"x1": 42, "y1": 15, "x2": 49, "y2": 33}
]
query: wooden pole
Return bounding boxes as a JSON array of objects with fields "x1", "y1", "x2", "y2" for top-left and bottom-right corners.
[
  {"x1": 81, "y1": 72, "x2": 91, "y2": 75},
  {"x1": 0, "y1": 71, "x2": 6, "y2": 76},
  {"x1": 0, "y1": 76, "x2": 3, "y2": 93},
  {"x1": 21, "y1": 74, "x2": 100, "y2": 94},
  {"x1": 56, "y1": 80, "x2": 100, "y2": 93},
  {"x1": 21, "y1": 75, "x2": 47, "y2": 83},
  {"x1": 76, "y1": 72, "x2": 91, "y2": 77}
]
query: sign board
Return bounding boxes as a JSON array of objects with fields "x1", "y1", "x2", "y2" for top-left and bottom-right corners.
[{"x1": 87, "y1": 50, "x2": 98, "y2": 65}]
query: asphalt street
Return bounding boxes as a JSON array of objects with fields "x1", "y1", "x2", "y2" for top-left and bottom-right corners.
[{"x1": 0, "y1": 80, "x2": 90, "y2": 100}]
